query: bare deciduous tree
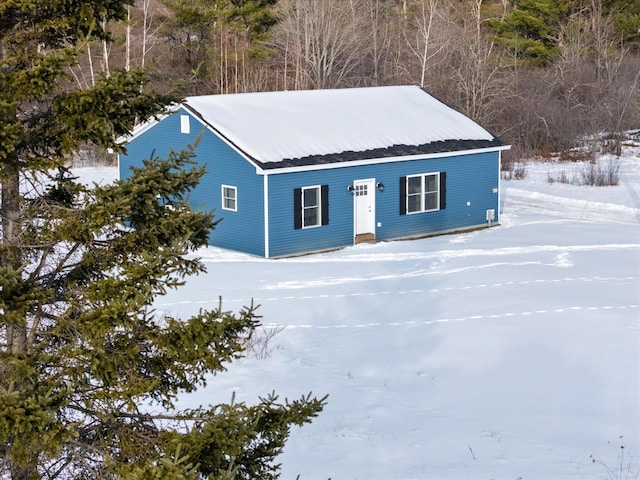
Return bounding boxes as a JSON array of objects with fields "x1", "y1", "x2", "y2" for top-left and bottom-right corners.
[
  {"x1": 403, "y1": 0, "x2": 450, "y2": 88},
  {"x1": 448, "y1": 0, "x2": 511, "y2": 126},
  {"x1": 274, "y1": 0, "x2": 368, "y2": 89}
]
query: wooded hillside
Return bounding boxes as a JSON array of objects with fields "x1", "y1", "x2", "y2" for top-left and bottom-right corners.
[{"x1": 81, "y1": 0, "x2": 640, "y2": 159}]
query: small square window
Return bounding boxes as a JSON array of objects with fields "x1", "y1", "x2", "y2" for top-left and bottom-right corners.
[{"x1": 222, "y1": 185, "x2": 237, "y2": 211}]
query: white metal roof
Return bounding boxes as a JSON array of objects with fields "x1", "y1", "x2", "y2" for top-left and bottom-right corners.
[{"x1": 184, "y1": 86, "x2": 500, "y2": 165}]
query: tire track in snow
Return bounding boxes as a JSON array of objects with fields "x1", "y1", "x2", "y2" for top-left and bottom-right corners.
[
  {"x1": 257, "y1": 244, "x2": 638, "y2": 290},
  {"x1": 503, "y1": 188, "x2": 640, "y2": 224},
  {"x1": 274, "y1": 304, "x2": 639, "y2": 330},
  {"x1": 197, "y1": 243, "x2": 639, "y2": 264},
  {"x1": 158, "y1": 275, "x2": 637, "y2": 306}
]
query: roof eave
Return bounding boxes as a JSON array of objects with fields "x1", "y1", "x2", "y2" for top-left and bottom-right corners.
[
  {"x1": 261, "y1": 144, "x2": 511, "y2": 175},
  {"x1": 259, "y1": 138, "x2": 509, "y2": 172}
]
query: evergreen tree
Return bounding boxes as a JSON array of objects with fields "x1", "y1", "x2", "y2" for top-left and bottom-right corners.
[
  {"x1": 490, "y1": 0, "x2": 573, "y2": 63},
  {"x1": 160, "y1": 0, "x2": 278, "y2": 94},
  {"x1": 602, "y1": 0, "x2": 640, "y2": 45},
  {"x1": 0, "y1": 1, "x2": 325, "y2": 478},
  {"x1": 223, "y1": 0, "x2": 279, "y2": 58}
]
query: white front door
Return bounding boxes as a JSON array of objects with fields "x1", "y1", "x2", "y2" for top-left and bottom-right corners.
[{"x1": 354, "y1": 179, "x2": 375, "y2": 236}]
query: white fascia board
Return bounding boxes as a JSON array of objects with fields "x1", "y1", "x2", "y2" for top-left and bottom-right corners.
[
  {"x1": 116, "y1": 104, "x2": 181, "y2": 146},
  {"x1": 260, "y1": 145, "x2": 511, "y2": 176}
]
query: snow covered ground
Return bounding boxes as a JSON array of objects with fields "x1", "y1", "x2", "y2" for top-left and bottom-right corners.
[{"x1": 82, "y1": 146, "x2": 639, "y2": 479}]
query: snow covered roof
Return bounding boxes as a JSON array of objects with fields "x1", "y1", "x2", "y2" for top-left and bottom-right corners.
[{"x1": 183, "y1": 85, "x2": 507, "y2": 169}]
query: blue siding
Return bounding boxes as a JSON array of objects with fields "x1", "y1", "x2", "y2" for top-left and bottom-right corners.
[
  {"x1": 119, "y1": 110, "x2": 266, "y2": 256},
  {"x1": 267, "y1": 151, "x2": 499, "y2": 257},
  {"x1": 375, "y1": 152, "x2": 499, "y2": 241},
  {"x1": 267, "y1": 168, "x2": 358, "y2": 258}
]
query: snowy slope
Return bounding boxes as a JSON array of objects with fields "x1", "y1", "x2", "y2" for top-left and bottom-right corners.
[{"x1": 79, "y1": 147, "x2": 640, "y2": 479}]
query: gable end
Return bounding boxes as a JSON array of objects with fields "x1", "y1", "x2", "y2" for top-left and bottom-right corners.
[{"x1": 182, "y1": 103, "x2": 263, "y2": 168}]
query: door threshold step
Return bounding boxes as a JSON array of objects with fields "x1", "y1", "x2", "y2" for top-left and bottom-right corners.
[{"x1": 355, "y1": 233, "x2": 376, "y2": 244}]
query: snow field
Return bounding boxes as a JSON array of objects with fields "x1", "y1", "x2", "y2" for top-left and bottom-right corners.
[{"x1": 79, "y1": 148, "x2": 640, "y2": 479}]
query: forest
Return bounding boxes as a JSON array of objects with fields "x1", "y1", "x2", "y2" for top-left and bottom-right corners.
[{"x1": 76, "y1": 0, "x2": 640, "y2": 161}]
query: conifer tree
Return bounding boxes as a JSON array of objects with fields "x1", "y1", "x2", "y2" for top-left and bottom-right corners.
[
  {"x1": 0, "y1": 1, "x2": 325, "y2": 478},
  {"x1": 490, "y1": 0, "x2": 572, "y2": 63},
  {"x1": 602, "y1": 0, "x2": 640, "y2": 45}
]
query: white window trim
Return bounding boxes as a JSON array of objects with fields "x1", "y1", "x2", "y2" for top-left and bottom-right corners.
[
  {"x1": 221, "y1": 184, "x2": 237, "y2": 212},
  {"x1": 406, "y1": 172, "x2": 440, "y2": 214},
  {"x1": 302, "y1": 185, "x2": 322, "y2": 228}
]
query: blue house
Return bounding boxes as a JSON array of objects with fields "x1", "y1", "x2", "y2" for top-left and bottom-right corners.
[{"x1": 119, "y1": 85, "x2": 509, "y2": 258}]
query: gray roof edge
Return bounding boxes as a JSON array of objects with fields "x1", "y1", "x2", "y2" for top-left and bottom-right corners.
[{"x1": 257, "y1": 138, "x2": 509, "y2": 170}]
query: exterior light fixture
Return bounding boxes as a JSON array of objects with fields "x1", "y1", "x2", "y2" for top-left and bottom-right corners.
[{"x1": 376, "y1": 182, "x2": 384, "y2": 191}]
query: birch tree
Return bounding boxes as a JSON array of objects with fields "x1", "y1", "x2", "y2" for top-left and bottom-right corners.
[{"x1": 403, "y1": 0, "x2": 450, "y2": 88}]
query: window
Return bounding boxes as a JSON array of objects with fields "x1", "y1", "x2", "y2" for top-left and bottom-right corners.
[
  {"x1": 400, "y1": 172, "x2": 446, "y2": 215},
  {"x1": 303, "y1": 186, "x2": 320, "y2": 227},
  {"x1": 180, "y1": 115, "x2": 190, "y2": 134},
  {"x1": 294, "y1": 185, "x2": 329, "y2": 229},
  {"x1": 355, "y1": 184, "x2": 367, "y2": 196},
  {"x1": 222, "y1": 185, "x2": 237, "y2": 211}
]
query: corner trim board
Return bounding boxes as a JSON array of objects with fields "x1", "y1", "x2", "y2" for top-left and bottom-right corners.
[{"x1": 264, "y1": 175, "x2": 270, "y2": 258}]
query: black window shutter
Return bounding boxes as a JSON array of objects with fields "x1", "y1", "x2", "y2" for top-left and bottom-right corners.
[
  {"x1": 321, "y1": 184, "x2": 329, "y2": 225},
  {"x1": 293, "y1": 188, "x2": 302, "y2": 229},
  {"x1": 439, "y1": 172, "x2": 447, "y2": 210},
  {"x1": 399, "y1": 176, "x2": 407, "y2": 215}
]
